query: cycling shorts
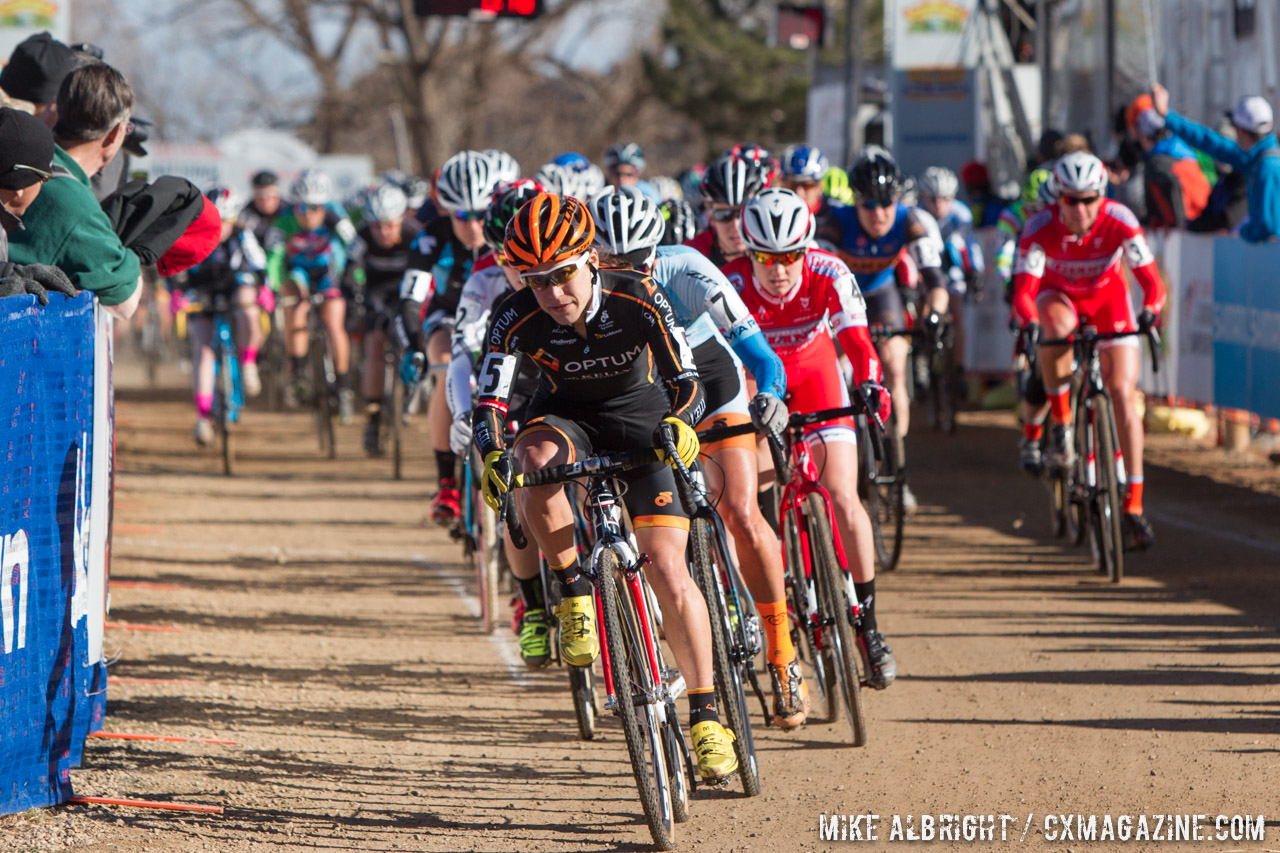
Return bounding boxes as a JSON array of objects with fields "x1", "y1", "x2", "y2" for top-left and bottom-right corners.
[
  {"x1": 783, "y1": 339, "x2": 856, "y2": 448},
  {"x1": 691, "y1": 339, "x2": 753, "y2": 454},
  {"x1": 288, "y1": 267, "x2": 343, "y2": 300},
  {"x1": 863, "y1": 283, "x2": 907, "y2": 332},
  {"x1": 1037, "y1": 276, "x2": 1139, "y2": 348},
  {"x1": 516, "y1": 389, "x2": 688, "y2": 531}
]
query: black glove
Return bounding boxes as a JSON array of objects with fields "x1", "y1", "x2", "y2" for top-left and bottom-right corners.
[
  {"x1": 0, "y1": 263, "x2": 76, "y2": 306},
  {"x1": 1020, "y1": 321, "x2": 1041, "y2": 355},
  {"x1": 1138, "y1": 308, "x2": 1159, "y2": 335}
]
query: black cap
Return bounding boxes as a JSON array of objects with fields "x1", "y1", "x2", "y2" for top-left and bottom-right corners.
[
  {"x1": 0, "y1": 32, "x2": 79, "y2": 104},
  {"x1": 124, "y1": 116, "x2": 151, "y2": 157},
  {"x1": 0, "y1": 107, "x2": 56, "y2": 190},
  {"x1": 251, "y1": 170, "x2": 279, "y2": 188}
]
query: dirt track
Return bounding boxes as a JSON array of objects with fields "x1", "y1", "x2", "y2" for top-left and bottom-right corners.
[{"x1": 4, "y1": 359, "x2": 1279, "y2": 853}]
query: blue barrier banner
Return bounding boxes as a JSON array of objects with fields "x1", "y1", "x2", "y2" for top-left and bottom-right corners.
[
  {"x1": 1, "y1": 293, "x2": 106, "y2": 815},
  {"x1": 1213, "y1": 238, "x2": 1280, "y2": 420}
]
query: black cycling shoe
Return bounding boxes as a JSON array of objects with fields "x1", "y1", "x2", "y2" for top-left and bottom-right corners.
[
  {"x1": 1124, "y1": 513, "x2": 1155, "y2": 551},
  {"x1": 859, "y1": 629, "x2": 897, "y2": 689}
]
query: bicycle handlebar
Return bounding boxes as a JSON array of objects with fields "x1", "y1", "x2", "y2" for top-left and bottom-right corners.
[
  {"x1": 512, "y1": 448, "x2": 660, "y2": 490},
  {"x1": 1040, "y1": 326, "x2": 1163, "y2": 374}
]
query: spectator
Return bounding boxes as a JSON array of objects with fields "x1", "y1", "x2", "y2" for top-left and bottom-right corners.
[
  {"x1": 0, "y1": 32, "x2": 80, "y2": 129},
  {"x1": 1135, "y1": 109, "x2": 1210, "y2": 229},
  {"x1": 1106, "y1": 137, "x2": 1147, "y2": 222},
  {"x1": 1190, "y1": 123, "x2": 1250, "y2": 233},
  {"x1": 1152, "y1": 82, "x2": 1280, "y2": 243},
  {"x1": 6, "y1": 62, "x2": 142, "y2": 318},
  {"x1": 0, "y1": 107, "x2": 75, "y2": 305}
]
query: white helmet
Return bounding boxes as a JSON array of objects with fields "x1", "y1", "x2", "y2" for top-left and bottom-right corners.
[
  {"x1": 741, "y1": 187, "x2": 815, "y2": 253},
  {"x1": 206, "y1": 186, "x2": 242, "y2": 221},
  {"x1": 483, "y1": 149, "x2": 521, "y2": 186},
  {"x1": 1052, "y1": 151, "x2": 1108, "y2": 195},
  {"x1": 577, "y1": 163, "x2": 607, "y2": 197},
  {"x1": 648, "y1": 175, "x2": 684, "y2": 202},
  {"x1": 290, "y1": 169, "x2": 332, "y2": 206},
  {"x1": 590, "y1": 186, "x2": 666, "y2": 255},
  {"x1": 918, "y1": 166, "x2": 959, "y2": 200},
  {"x1": 435, "y1": 150, "x2": 499, "y2": 213},
  {"x1": 533, "y1": 162, "x2": 574, "y2": 195},
  {"x1": 363, "y1": 182, "x2": 408, "y2": 223}
]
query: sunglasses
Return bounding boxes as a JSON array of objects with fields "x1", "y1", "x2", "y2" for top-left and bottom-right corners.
[
  {"x1": 709, "y1": 206, "x2": 741, "y2": 223},
  {"x1": 519, "y1": 254, "x2": 589, "y2": 291},
  {"x1": 10, "y1": 163, "x2": 51, "y2": 182},
  {"x1": 452, "y1": 209, "x2": 484, "y2": 222},
  {"x1": 299, "y1": 204, "x2": 325, "y2": 213},
  {"x1": 858, "y1": 198, "x2": 892, "y2": 210},
  {"x1": 610, "y1": 167, "x2": 640, "y2": 178},
  {"x1": 782, "y1": 178, "x2": 819, "y2": 190},
  {"x1": 1061, "y1": 194, "x2": 1102, "y2": 207},
  {"x1": 750, "y1": 248, "x2": 806, "y2": 266}
]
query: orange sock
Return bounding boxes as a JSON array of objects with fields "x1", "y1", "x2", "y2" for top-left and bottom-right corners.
[
  {"x1": 756, "y1": 599, "x2": 795, "y2": 667},
  {"x1": 1126, "y1": 478, "x2": 1144, "y2": 514},
  {"x1": 1048, "y1": 384, "x2": 1072, "y2": 424}
]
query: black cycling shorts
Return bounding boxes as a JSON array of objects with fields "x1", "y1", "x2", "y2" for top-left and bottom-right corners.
[
  {"x1": 863, "y1": 284, "x2": 906, "y2": 331},
  {"x1": 691, "y1": 338, "x2": 743, "y2": 415}
]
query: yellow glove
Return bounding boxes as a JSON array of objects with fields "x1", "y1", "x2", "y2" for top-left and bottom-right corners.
[
  {"x1": 481, "y1": 450, "x2": 513, "y2": 511},
  {"x1": 653, "y1": 417, "x2": 700, "y2": 470}
]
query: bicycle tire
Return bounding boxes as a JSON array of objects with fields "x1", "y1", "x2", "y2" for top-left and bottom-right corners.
[
  {"x1": 782, "y1": 504, "x2": 838, "y2": 723},
  {"x1": 390, "y1": 369, "x2": 404, "y2": 480},
  {"x1": 474, "y1": 500, "x2": 500, "y2": 634},
  {"x1": 597, "y1": 549, "x2": 675, "y2": 850},
  {"x1": 806, "y1": 494, "x2": 868, "y2": 747},
  {"x1": 689, "y1": 519, "x2": 760, "y2": 796},
  {"x1": 928, "y1": 328, "x2": 957, "y2": 434},
  {"x1": 1091, "y1": 394, "x2": 1125, "y2": 583},
  {"x1": 569, "y1": 664, "x2": 597, "y2": 741},
  {"x1": 1049, "y1": 471, "x2": 1070, "y2": 539},
  {"x1": 662, "y1": 700, "x2": 691, "y2": 823},
  {"x1": 310, "y1": 336, "x2": 335, "y2": 457},
  {"x1": 862, "y1": 416, "x2": 905, "y2": 572},
  {"x1": 217, "y1": 350, "x2": 235, "y2": 477}
]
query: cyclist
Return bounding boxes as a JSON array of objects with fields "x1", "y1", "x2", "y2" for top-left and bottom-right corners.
[
  {"x1": 659, "y1": 197, "x2": 699, "y2": 246},
  {"x1": 1011, "y1": 151, "x2": 1166, "y2": 551},
  {"x1": 959, "y1": 160, "x2": 1006, "y2": 228},
  {"x1": 723, "y1": 187, "x2": 897, "y2": 689},
  {"x1": 274, "y1": 168, "x2": 358, "y2": 420},
  {"x1": 603, "y1": 141, "x2": 660, "y2": 201},
  {"x1": 828, "y1": 147, "x2": 948, "y2": 512},
  {"x1": 474, "y1": 192, "x2": 738, "y2": 782},
  {"x1": 343, "y1": 181, "x2": 421, "y2": 456},
  {"x1": 180, "y1": 187, "x2": 267, "y2": 444},
  {"x1": 590, "y1": 186, "x2": 809, "y2": 729},
  {"x1": 239, "y1": 170, "x2": 284, "y2": 261},
  {"x1": 686, "y1": 153, "x2": 768, "y2": 267},
  {"x1": 917, "y1": 165, "x2": 985, "y2": 396},
  {"x1": 444, "y1": 180, "x2": 549, "y2": 667},
  {"x1": 779, "y1": 143, "x2": 840, "y2": 246},
  {"x1": 398, "y1": 150, "x2": 502, "y2": 523}
]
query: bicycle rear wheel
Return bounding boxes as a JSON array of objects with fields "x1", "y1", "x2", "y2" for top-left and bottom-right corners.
[
  {"x1": 390, "y1": 364, "x2": 404, "y2": 480},
  {"x1": 806, "y1": 494, "x2": 868, "y2": 747},
  {"x1": 597, "y1": 549, "x2": 675, "y2": 850},
  {"x1": 860, "y1": 416, "x2": 904, "y2": 572},
  {"x1": 688, "y1": 519, "x2": 760, "y2": 796},
  {"x1": 1090, "y1": 395, "x2": 1125, "y2": 583}
]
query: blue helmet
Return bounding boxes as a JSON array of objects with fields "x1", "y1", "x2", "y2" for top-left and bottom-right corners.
[
  {"x1": 552, "y1": 151, "x2": 591, "y2": 172},
  {"x1": 781, "y1": 144, "x2": 830, "y2": 183}
]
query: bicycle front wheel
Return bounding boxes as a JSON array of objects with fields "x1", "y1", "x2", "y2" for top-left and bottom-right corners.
[
  {"x1": 390, "y1": 366, "x2": 404, "y2": 480},
  {"x1": 310, "y1": 336, "x2": 335, "y2": 458},
  {"x1": 782, "y1": 503, "x2": 838, "y2": 723},
  {"x1": 688, "y1": 519, "x2": 760, "y2": 796},
  {"x1": 597, "y1": 549, "x2": 675, "y2": 850},
  {"x1": 1090, "y1": 394, "x2": 1125, "y2": 583},
  {"x1": 216, "y1": 350, "x2": 236, "y2": 477},
  {"x1": 569, "y1": 664, "x2": 597, "y2": 741},
  {"x1": 806, "y1": 494, "x2": 868, "y2": 747},
  {"x1": 861, "y1": 416, "x2": 905, "y2": 572}
]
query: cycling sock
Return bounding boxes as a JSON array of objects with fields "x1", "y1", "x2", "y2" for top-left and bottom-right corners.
[
  {"x1": 550, "y1": 556, "x2": 591, "y2": 598},
  {"x1": 687, "y1": 688, "x2": 720, "y2": 726},
  {"x1": 1125, "y1": 477, "x2": 1144, "y2": 514},
  {"x1": 1023, "y1": 416, "x2": 1045, "y2": 441},
  {"x1": 517, "y1": 575, "x2": 545, "y2": 611},
  {"x1": 854, "y1": 580, "x2": 877, "y2": 633},
  {"x1": 242, "y1": 347, "x2": 258, "y2": 365},
  {"x1": 195, "y1": 392, "x2": 213, "y2": 418},
  {"x1": 435, "y1": 450, "x2": 457, "y2": 483},
  {"x1": 335, "y1": 371, "x2": 349, "y2": 391},
  {"x1": 756, "y1": 487, "x2": 780, "y2": 536},
  {"x1": 756, "y1": 599, "x2": 795, "y2": 667},
  {"x1": 1048, "y1": 384, "x2": 1072, "y2": 424},
  {"x1": 290, "y1": 355, "x2": 306, "y2": 377}
]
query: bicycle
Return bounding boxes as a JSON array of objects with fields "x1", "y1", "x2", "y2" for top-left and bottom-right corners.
[
  {"x1": 191, "y1": 291, "x2": 245, "y2": 476},
  {"x1": 1039, "y1": 324, "x2": 1161, "y2": 583},
  {"x1": 455, "y1": 445, "x2": 503, "y2": 634},
  {"x1": 302, "y1": 288, "x2": 338, "y2": 459},
  {"x1": 862, "y1": 326, "x2": 913, "y2": 572},
  {"x1": 917, "y1": 309, "x2": 962, "y2": 434},
  {"x1": 775, "y1": 396, "x2": 886, "y2": 746},
  {"x1": 505, "y1": 434, "x2": 697, "y2": 850}
]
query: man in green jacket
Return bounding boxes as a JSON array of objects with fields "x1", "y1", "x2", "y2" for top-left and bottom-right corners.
[{"x1": 7, "y1": 61, "x2": 141, "y2": 319}]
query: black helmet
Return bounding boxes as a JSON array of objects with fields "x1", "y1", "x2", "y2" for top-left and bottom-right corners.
[
  {"x1": 849, "y1": 146, "x2": 902, "y2": 206},
  {"x1": 659, "y1": 198, "x2": 699, "y2": 245},
  {"x1": 483, "y1": 178, "x2": 545, "y2": 251},
  {"x1": 700, "y1": 153, "x2": 767, "y2": 207},
  {"x1": 251, "y1": 170, "x2": 279, "y2": 189}
]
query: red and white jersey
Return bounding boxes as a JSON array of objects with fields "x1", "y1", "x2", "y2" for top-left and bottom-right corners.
[
  {"x1": 1012, "y1": 198, "x2": 1168, "y2": 325},
  {"x1": 722, "y1": 248, "x2": 882, "y2": 386}
]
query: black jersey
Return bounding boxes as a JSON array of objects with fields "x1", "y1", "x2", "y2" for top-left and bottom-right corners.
[
  {"x1": 345, "y1": 220, "x2": 421, "y2": 297},
  {"x1": 396, "y1": 214, "x2": 485, "y2": 349},
  {"x1": 473, "y1": 267, "x2": 706, "y2": 455}
]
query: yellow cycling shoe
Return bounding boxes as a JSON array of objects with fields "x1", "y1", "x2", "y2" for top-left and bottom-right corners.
[
  {"x1": 553, "y1": 594, "x2": 599, "y2": 667},
  {"x1": 690, "y1": 720, "x2": 738, "y2": 784}
]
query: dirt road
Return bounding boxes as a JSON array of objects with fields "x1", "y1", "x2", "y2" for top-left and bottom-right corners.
[{"x1": 5, "y1": 364, "x2": 1278, "y2": 853}]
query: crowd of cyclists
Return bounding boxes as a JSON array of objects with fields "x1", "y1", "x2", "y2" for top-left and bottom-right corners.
[{"x1": 161, "y1": 132, "x2": 1167, "y2": 792}]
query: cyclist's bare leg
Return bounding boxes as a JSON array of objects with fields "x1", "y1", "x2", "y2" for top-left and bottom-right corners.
[
  {"x1": 1101, "y1": 345, "x2": 1142, "y2": 482},
  {"x1": 702, "y1": 445, "x2": 786, "y2": 605},
  {"x1": 635, "y1": 524, "x2": 714, "y2": 695},
  {"x1": 1036, "y1": 292, "x2": 1077, "y2": 400},
  {"x1": 319, "y1": 296, "x2": 349, "y2": 375},
  {"x1": 283, "y1": 280, "x2": 309, "y2": 360},
  {"x1": 505, "y1": 527, "x2": 540, "y2": 581},
  {"x1": 427, "y1": 327, "x2": 453, "y2": 455},
  {"x1": 233, "y1": 284, "x2": 263, "y2": 360},
  {"x1": 879, "y1": 335, "x2": 911, "y2": 437},
  {"x1": 810, "y1": 439, "x2": 876, "y2": 584},
  {"x1": 188, "y1": 316, "x2": 215, "y2": 408},
  {"x1": 363, "y1": 327, "x2": 386, "y2": 403},
  {"x1": 513, "y1": 432, "x2": 578, "y2": 566}
]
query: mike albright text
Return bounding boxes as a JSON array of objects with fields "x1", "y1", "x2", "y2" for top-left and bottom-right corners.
[{"x1": 817, "y1": 812, "x2": 1266, "y2": 843}]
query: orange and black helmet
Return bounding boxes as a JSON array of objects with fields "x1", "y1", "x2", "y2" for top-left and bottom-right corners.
[{"x1": 504, "y1": 192, "x2": 595, "y2": 272}]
